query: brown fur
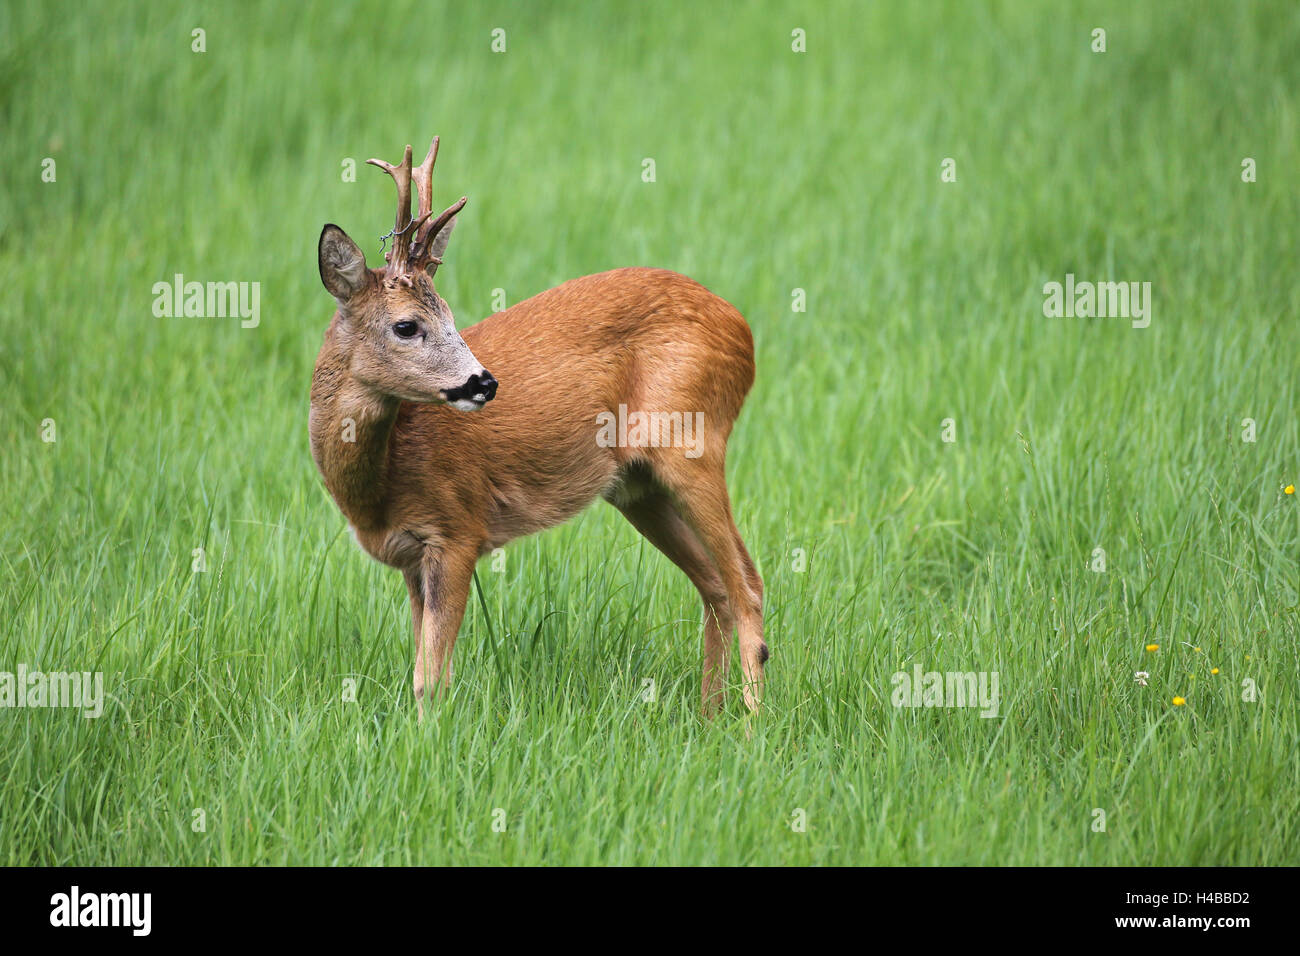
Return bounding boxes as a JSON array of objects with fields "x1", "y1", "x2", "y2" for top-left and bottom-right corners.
[{"x1": 312, "y1": 250, "x2": 764, "y2": 716}]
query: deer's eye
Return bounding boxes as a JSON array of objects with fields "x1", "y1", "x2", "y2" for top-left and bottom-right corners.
[{"x1": 393, "y1": 320, "x2": 420, "y2": 339}]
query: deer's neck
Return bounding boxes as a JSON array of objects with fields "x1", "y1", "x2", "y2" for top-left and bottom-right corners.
[{"x1": 309, "y1": 348, "x2": 400, "y2": 532}]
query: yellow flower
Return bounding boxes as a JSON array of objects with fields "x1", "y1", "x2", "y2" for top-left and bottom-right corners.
[
  {"x1": 1211, "y1": 667, "x2": 1220, "y2": 675},
  {"x1": 1172, "y1": 696, "x2": 1186, "y2": 706},
  {"x1": 1193, "y1": 646, "x2": 1201, "y2": 652},
  {"x1": 1286, "y1": 485, "x2": 1295, "y2": 495},
  {"x1": 1145, "y1": 644, "x2": 1159, "y2": 652}
]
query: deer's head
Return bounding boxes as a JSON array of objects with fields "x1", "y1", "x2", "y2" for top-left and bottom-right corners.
[{"x1": 318, "y1": 137, "x2": 496, "y2": 410}]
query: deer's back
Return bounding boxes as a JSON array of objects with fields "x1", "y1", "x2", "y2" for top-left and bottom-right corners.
[{"x1": 385, "y1": 268, "x2": 755, "y2": 550}]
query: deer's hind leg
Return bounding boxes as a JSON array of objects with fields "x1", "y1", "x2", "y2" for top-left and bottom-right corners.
[
  {"x1": 648, "y1": 454, "x2": 766, "y2": 714},
  {"x1": 609, "y1": 485, "x2": 735, "y2": 717}
]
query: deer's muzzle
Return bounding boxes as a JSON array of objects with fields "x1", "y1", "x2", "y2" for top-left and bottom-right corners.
[{"x1": 441, "y1": 370, "x2": 498, "y2": 410}]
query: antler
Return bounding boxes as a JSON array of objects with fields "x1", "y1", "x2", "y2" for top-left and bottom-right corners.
[
  {"x1": 368, "y1": 136, "x2": 466, "y2": 282},
  {"x1": 366, "y1": 145, "x2": 414, "y2": 271}
]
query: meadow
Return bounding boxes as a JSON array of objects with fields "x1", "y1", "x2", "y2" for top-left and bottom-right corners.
[{"x1": 1, "y1": 0, "x2": 1297, "y2": 865}]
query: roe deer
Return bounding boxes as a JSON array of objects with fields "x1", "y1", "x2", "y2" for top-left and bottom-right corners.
[{"x1": 309, "y1": 136, "x2": 765, "y2": 717}]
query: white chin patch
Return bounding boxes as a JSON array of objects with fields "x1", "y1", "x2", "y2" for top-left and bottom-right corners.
[{"x1": 449, "y1": 398, "x2": 483, "y2": 412}]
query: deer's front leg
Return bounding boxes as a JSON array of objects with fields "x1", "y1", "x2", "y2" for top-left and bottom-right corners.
[
  {"x1": 411, "y1": 546, "x2": 476, "y2": 716},
  {"x1": 403, "y1": 565, "x2": 424, "y2": 668}
]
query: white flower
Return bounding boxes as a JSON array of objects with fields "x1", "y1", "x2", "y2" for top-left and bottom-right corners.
[{"x1": 1134, "y1": 671, "x2": 1150, "y2": 686}]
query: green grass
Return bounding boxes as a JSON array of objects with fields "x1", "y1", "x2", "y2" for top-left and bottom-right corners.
[{"x1": 1, "y1": 0, "x2": 1298, "y2": 865}]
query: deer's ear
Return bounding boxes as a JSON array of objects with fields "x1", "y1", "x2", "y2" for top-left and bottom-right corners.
[
  {"x1": 423, "y1": 216, "x2": 457, "y2": 277},
  {"x1": 319, "y1": 224, "x2": 369, "y2": 302}
]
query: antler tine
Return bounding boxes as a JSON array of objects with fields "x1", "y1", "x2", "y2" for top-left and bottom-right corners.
[
  {"x1": 366, "y1": 144, "x2": 415, "y2": 275},
  {"x1": 411, "y1": 196, "x2": 466, "y2": 271},
  {"x1": 422, "y1": 196, "x2": 468, "y2": 252},
  {"x1": 411, "y1": 137, "x2": 448, "y2": 265},
  {"x1": 412, "y1": 136, "x2": 439, "y2": 222}
]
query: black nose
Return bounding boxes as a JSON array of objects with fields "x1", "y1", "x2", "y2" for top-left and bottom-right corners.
[{"x1": 444, "y1": 370, "x2": 497, "y2": 405}]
